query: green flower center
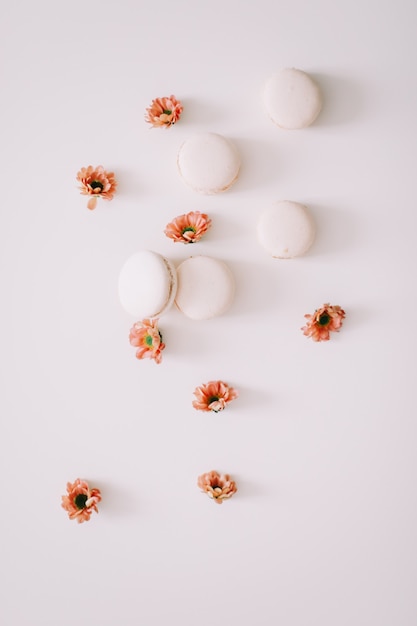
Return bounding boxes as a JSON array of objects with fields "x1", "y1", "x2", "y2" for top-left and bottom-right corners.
[
  {"x1": 145, "y1": 334, "x2": 153, "y2": 347},
  {"x1": 163, "y1": 109, "x2": 172, "y2": 115},
  {"x1": 318, "y1": 313, "x2": 330, "y2": 326},
  {"x1": 90, "y1": 181, "x2": 104, "y2": 191},
  {"x1": 182, "y1": 227, "x2": 196, "y2": 234},
  {"x1": 74, "y1": 493, "x2": 88, "y2": 509}
]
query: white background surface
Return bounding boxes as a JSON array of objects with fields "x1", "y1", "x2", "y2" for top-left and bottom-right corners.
[{"x1": 1, "y1": 1, "x2": 417, "y2": 624}]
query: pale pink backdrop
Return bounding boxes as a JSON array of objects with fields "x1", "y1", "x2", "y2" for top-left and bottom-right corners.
[{"x1": 1, "y1": 1, "x2": 416, "y2": 624}]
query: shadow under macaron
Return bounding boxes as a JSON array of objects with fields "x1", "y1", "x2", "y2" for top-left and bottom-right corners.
[
  {"x1": 310, "y1": 73, "x2": 368, "y2": 127},
  {"x1": 227, "y1": 258, "x2": 281, "y2": 316},
  {"x1": 226, "y1": 136, "x2": 282, "y2": 193},
  {"x1": 307, "y1": 202, "x2": 359, "y2": 257},
  {"x1": 92, "y1": 481, "x2": 140, "y2": 518},
  {"x1": 179, "y1": 98, "x2": 230, "y2": 126}
]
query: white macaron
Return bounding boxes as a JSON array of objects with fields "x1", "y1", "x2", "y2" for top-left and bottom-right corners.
[
  {"x1": 263, "y1": 68, "x2": 322, "y2": 129},
  {"x1": 257, "y1": 201, "x2": 316, "y2": 258},
  {"x1": 175, "y1": 256, "x2": 235, "y2": 320},
  {"x1": 118, "y1": 250, "x2": 177, "y2": 318},
  {"x1": 177, "y1": 132, "x2": 240, "y2": 194}
]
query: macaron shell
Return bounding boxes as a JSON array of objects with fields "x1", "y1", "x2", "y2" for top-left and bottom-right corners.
[
  {"x1": 118, "y1": 250, "x2": 177, "y2": 318},
  {"x1": 175, "y1": 256, "x2": 235, "y2": 320},
  {"x1": 263, "y1": 68, "x2": 322, "y2": 129},
  {"x1": 177, "y1": 133, "x2": 240, "y2": 195},
  {"x1": 257, "y1": 201, "x2": 316, "y2": 258}
]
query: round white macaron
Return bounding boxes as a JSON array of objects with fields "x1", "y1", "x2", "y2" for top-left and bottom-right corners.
[
  {"x1": 177, "y1": 132, "x2": 240, "y2": 195},
  {"x1": 263, "y1": 68, "x2": 322, "y2": 129},
  {"x1": 118, "y1": 250, "x2": 177, "y2": 318},
  {"x1": 257, "y1": 201, "x2": 316, "y2": 258},
  {"x1": 175, "y1": 256, "x2": 235, "y2": 320}
]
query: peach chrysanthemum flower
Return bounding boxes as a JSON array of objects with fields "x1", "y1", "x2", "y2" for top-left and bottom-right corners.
[
  {"x1": 76, "y1": 165, "x2": 118, "y2": 210},
  {"x1": 301, "y1": 303, "x2": 346, "y2": 342},
  {"x1": 164, "y1": 211, "x2": 212, "y2": 244},
  {"x1": 197, "y1": 471, "x2": 237, "y2": 504},
  {"x1": 129, "y1": 318, "x2": 165, "y2": 364},
  {"x1": 145, "y1": 95, "x2": 183, "y2": 128},
  {"x1": 192, "y1": 380, "x2": 238, "y2": 413},
  {"x1": 61, "y1": 478, "x2": 101, "y2": 523}
]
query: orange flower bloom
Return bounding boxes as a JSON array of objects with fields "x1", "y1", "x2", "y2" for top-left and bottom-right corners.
[
  {"x1": 61, "y1": 478, "x2": 101, "y2": 523},
  {"x1": 197, "y1": 471, "x2": 237, "y2": 504},
  {"x1": 145, "y1": 95, "x2": 183, "y2": 128},
  {"x1": 192, "y1": 380, "x2": 238, "y2": 413},
  {"x1": 302, "y1": 303, "x2": 346, "y2": 341},
  {"x1": 76, "y1": 165, "x2": 118, "y2": 210},
  {"x1": 164, "y1": 211, "x2": 211, "y2": 244},
  {"x1": 129, "y1": 318, "x2": 165, "y2": 364}
]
